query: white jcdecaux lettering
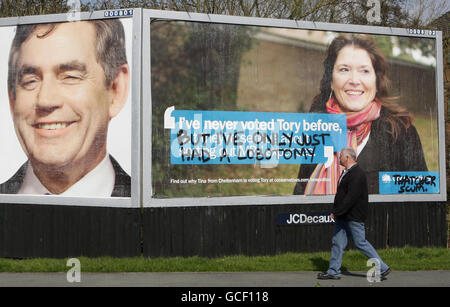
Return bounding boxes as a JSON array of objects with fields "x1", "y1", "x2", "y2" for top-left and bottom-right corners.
[{"x1": 286, "y1": 213, "x2": 334, "y2": 224}]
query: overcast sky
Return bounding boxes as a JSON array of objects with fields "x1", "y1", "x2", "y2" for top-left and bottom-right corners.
[{"x1": 405, "y1": 0, "x2": 450, "y2": 23}]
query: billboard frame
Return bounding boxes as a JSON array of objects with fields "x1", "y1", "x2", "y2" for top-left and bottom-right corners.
[
  {"x1": 142, "y1": 9, "x2": 446, "y2": 207},
  {"x1": 0, "y1": 8, "x2": 142, "y2": 208}
]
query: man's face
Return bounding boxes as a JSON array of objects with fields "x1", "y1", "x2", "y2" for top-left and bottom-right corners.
[{"x1": 10, "y1": 22, "x2": 114, "y2": 170}]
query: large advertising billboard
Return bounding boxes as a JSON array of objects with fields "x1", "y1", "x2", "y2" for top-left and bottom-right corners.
[
  {"x1": 143, "y1": 10, "x2": 446, "y2": 206},
  {"x1": 0, "y1": 9, "x2": 140, "y2": 207},
  {"x1": 0, "y1": 9, "x2": 445, "y2": 208}
]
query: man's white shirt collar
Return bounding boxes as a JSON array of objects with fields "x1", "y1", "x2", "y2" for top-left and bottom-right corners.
[
  {"x1": 357, "y1": 132, "x2": 370, "y2": 156},
  {"x1": 18, "y1": 154, "x2": 115, "y2": 197}
]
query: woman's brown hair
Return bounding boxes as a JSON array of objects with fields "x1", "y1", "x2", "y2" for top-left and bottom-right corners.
[{"x1": 311, "y1": 34, "x2": 412, "y2": 141}]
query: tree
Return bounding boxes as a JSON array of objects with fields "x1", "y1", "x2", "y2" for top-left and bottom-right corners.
[
  {"x1": 0, "y1": 0, "x2": 91, "y2": 18},
  {"x1": 407, "y1": 0, "x2": 450, "y2": 28},
  {"x1": 149, "y1": 19, "x2": 254, "y2": 195},
  {"x1": 1, "y1": 0, "x2": 448, "y2": 30}
]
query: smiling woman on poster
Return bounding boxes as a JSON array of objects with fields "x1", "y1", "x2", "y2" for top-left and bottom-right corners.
[
  {"x1": 294, "y1": 34, "x2": 428, "y2": 195},
  {"x1": 0, "y1": 19, "x2": 131, "y2": 197}
]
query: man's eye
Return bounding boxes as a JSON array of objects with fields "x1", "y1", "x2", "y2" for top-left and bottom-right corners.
[
  {"x1": 62, "y1": 75, "x2": 82, "y2": 83},
  {"x1": 66, "y1": 75, "x2": 80, "y2": 79},
  {"x1": 20, "y1": 78, "x2": 39, "y2": 90}
]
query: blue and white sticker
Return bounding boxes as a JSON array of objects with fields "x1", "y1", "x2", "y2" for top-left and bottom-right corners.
[
  {"x1": 379, "y1": 172, "x2": 439, "y2": 194},
  {"x1": 164, "y1": 107, "x2": 347, "y2": 166}
]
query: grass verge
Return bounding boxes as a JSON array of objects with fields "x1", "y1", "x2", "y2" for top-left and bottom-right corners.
[{"x1": 0, "y1": 247, "x2": 448, "y2": 272}]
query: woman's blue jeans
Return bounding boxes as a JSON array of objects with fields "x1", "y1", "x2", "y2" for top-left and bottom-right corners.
[{"x1": 327, "y1": 219, "x2": 389, "y2": 276}]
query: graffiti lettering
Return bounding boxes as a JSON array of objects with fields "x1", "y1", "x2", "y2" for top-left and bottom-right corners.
[{"x1": 392, "y1": 175, "x2": 436, "y2": 194}]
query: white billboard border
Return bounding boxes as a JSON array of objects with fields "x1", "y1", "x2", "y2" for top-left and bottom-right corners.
[{"x1": 142, "y1": 9, "x2": 447, "y2": 207}]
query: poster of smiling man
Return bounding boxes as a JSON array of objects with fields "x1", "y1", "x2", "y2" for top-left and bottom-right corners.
[{"x1": 0, "y1": 14, "x2": 134, "y2": 203}]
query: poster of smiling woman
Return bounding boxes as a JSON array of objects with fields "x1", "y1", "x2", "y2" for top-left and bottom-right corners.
[{"x1": 145, "y1": 13, "x2": 444, "y2": 204}]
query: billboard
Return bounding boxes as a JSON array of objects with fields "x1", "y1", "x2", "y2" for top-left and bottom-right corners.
[
  {"x1": 143, "y1": 10, "x2": 446, "y2": 206},
  {"x1": 0, "y1": 9, "x2": 445, "y2": 208},
  {"x1": 0, "y1": 9, "x2": 141, "y2": 207}
]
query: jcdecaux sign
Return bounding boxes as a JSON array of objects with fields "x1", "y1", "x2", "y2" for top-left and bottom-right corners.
[{"x1": 276, "y1": 212, "x2": 335, "y2": 225}]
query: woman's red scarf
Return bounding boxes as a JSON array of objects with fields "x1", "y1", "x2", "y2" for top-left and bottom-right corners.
[{"x1": 304, "y1": 96, "x2": 381, "y2": 195}]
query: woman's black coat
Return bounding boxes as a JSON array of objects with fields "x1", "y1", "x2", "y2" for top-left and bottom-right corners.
[{"x1": 294, "y1": 107, "x2": 428, "y2": 195}]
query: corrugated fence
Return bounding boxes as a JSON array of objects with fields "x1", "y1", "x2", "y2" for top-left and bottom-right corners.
[{"x1": 0, "y1": 202, "x2": 446, "y2": 258}]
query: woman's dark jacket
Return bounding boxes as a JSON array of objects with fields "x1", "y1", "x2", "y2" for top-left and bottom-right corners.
[{"x1": 293, "y1": 106, "x2": 428, "y2": 195}]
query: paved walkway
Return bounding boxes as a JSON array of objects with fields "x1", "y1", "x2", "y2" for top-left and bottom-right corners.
[{"x1": 0, "y1": 271, "x2": 449, "y2": 287}]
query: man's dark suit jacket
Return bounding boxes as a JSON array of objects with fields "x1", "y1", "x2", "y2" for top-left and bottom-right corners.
[
  {"x1": 332, "y1": 164, "x2": 368, "y2": 223},
  {"x1": 0, "y1": 155, "x2": 131, "y2": 197}
]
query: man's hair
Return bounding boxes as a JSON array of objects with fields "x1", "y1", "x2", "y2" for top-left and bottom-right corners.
[
  {"x1": 8, "y1": 19, "x2": 127, "y2": 99},
  {"x1": 341, "y1": 147, "x2": 357, "y2": 161}
]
